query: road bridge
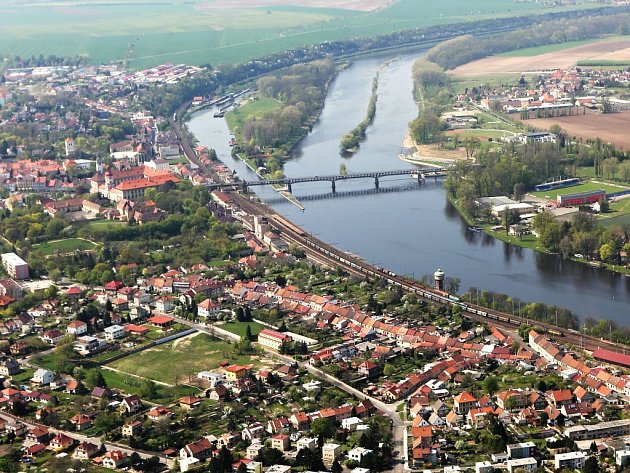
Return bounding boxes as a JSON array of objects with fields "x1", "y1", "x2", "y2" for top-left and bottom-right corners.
[{"x1": 207, "y1": 168, "x2": 448, "y2": 193}]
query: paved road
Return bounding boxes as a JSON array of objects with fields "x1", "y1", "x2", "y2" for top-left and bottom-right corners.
[{"x1": 174, "y1": 316, "x2": 410, "y2": 472}]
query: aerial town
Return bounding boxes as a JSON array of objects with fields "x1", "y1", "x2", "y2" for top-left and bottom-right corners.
[{"x1": 1, "y1": 1, "x2": 630, "y2": 473}]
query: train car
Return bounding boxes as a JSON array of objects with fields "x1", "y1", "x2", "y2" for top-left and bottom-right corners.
[{"x1": 547, "y1": 328, "x2": 564, "y2": 337}]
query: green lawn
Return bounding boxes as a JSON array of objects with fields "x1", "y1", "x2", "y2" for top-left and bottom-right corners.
[
  {"x1": 599, "y1": 197, "x2": 630, "y2": 227},
  {"x1": 531, "y1": 181, "x2": 629, "y2": 200},
  {"x1": 81, "y1": 220, "x2": 124, "y2": 232},
  {"x1": 0, "y1": 0, "x2": 606, "y2": 69},
  {"x1": 226, "y1": 97, "x2": 283, "y2": 131},
  {"x1": 219, "y1": 321, "x2": 265, "y2": 338},
  {"x1": 33, "y1": 238, "x2": 97, "y2": 255},
  {"x1": 108, "y1": 332, "x2": 260, "y2": 385}
]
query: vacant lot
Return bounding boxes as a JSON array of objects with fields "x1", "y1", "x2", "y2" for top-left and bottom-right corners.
[
  {"x1": 451, "y1": 38, "x2": 630, "y2": 76},
  {"x1": 108, "y1": 332, "x2": 260, "y2": 385},
  {"x1": 33, "y1": 238, "x2": 97, "y2": 256},
  {"x1": 523, "y1": 110, "x2": 630, "y2": 151},
  {"x1": 531, "y1": 181, "x2": 629, "y2": 201}
]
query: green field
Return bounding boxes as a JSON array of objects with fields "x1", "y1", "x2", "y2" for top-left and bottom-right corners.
[
  {"x1": 101, "y1": 368, "x2": 199, "y2": 404},
  {"x1": 226, "y1": 97, "x2": 283, "y2": 131},
  {"x1": 219, "y1": 321, "x2": 265, "y2": 338},
  {"x1": 108, "y1": 332, "x2": 260, "y2": 385},
  {"x1": 33, "y1": 238, "x2": 97, "y2": 255},
  {"x1": 81, "y1": 220, "x2": 124, "y2": 231},
  {"x1": 0, "y1": 0, "x2": 606, "y2": 69},
  {"x1": 531, "y1": 181, "x2": 630, "y2": 200}
]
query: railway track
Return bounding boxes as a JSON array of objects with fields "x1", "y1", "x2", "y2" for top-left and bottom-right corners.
[{"x1": 232, "y1": 192, "x2": 628, "y2": 356}]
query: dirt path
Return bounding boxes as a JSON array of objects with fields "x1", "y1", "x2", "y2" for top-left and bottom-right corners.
[
  {"x1": 101, "y1": 365, "x2": 174, "y2": 387},
  {"x1": 172, "y1": 330, "x2": 203, "y2": 349}
]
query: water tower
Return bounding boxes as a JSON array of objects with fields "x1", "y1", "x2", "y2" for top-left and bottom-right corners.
[{"x1": 434, "y1": 269, "x2": 445, "y2": 291}]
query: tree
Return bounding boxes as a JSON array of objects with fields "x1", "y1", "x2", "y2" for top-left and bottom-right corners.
[
  {"x1": 599, "y1": 243, "x2": 615, "y2": 264},
  {"x1": 84, "y1": 368, "x2": 106, "y2": 389},
  {"x1": 311, "y1": 417, "x2": 336, "y2": 439},
  {"x1": 383, "y1": 363, "x2": 395, "y2": 377},
  {"x1": 483, "y1": 376, "x2": 499, "y2": 396},
  {"x1": 245, "y1": 324, "x2": 253, "y2": 341},
  {"x1": 583, "y1": 456, "x2": 600, "y2": 473},
  {"x1": 331, "y1": 460, "x2": 343, "y2": 473},
  {"x1": 513, "y1": 182, "x2": 526, "y2": 202}
]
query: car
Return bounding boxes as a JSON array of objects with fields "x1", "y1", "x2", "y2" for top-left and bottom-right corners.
[{"x1": 574, "y1": 253, "x2": 583, "y2": 258}]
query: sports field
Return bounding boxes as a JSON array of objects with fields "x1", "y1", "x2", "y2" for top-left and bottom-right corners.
[
  {"x1": 0, "y1": 0, "x2": 604, "y2": 69},
  {"x1": 531, "y1": 181, "x2": 629, "y2": 201}
]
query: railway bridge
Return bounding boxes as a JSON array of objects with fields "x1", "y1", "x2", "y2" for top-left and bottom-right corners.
[{"x1": 207, "y1": 168, "x2": 448, "y2": 193}]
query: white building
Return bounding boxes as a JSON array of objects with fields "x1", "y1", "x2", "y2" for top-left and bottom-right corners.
[
  {"x1": 65, "y1": 137, "x2": 75, "y2": 156},
  {"x1": 342, "y1": 417, "x2": 365, "y2": 432},
  {"x1": 296, "y1": 437, "x2": 317, "y2": 452},
  {"x1": 475, "y1": 461, "x2": 493, "y2": 473},
  {"x1": 198, "y1": 299, "x2": 220, "y2": 318},
  {"x1": 348, "y1": 447, "x2": 373, "y2": 463},
  {"x1": 32, "y1": 368, "x2": 54, "y2": 385},
  {"x1": 615, "y1": 449, "x2": 630, "y2": 467},
  {"x1": 197, "y1": 371, "x2": 224, "y2": 387},
  {"x1": 104, "y1": 324, "x2": 126, "y2": 341},
  {"x1": 554, "y1": 452, "x2": 586, "y2": 470},
  {"x1": 1, "y1": 252, "x2": 29, "y2": 279},
  {"x1": 506, "y1": 458, "x2": 537, "y2": 473}
]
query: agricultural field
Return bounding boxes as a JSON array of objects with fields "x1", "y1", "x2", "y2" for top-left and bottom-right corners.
[
  {"x1": 450, "y1": 37, "x2": 630, "y2": 76},
  {"x1": 530, "y1": 181, "x2": 629, "y2": 201},
  {"x1": 108, "y1": 332, "x2": 263, "y2": 385},
  {"x1": 32, "y1": 237, "x2": 97, "y2": 255},
  {"x1": 226, "y1": 97, "x2": 283, "y2": 131},
  {"x1": 523, "y1": 110, "x2": 630, "y2": 151},
  {"x1": 0, "y1": 0, "x2": 606, "y2": 69}
]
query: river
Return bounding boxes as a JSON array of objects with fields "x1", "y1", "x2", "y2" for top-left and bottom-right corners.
[{"x1": 187, "y1": 51, "x2": 630, "y2": 325}]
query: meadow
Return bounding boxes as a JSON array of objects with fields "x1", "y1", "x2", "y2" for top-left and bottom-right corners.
[
  {"x1": 0, "y1": 0, "x2": 605, "y2": 69},
  {"x1": 226, "y1": 97, "x2": 283, "y2": 131},
  {"x1": 33, "y1": 237, "x2": 97, "y2": 255},
  {"x1": 108, "y1": 332, "x2": 261, "y2": 385}
]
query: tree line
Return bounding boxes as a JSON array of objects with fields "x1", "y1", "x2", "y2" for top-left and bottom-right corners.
[
  {"x1": 427, "y1": 13, "x2": 630, "y2": 70},
  {"x1": 339, "y1": 71, "x2": 379, "y2": 154}
]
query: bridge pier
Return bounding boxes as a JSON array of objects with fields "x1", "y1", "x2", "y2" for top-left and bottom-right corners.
[
  {"x1": 331, "y1": 180, "x2": 336, "y2": 193},
  {"x1": 287, "y1": 183, "x2": 292, "y2": 193},
  {"x1": 417, "y1": 173, "x2": 424, "y2": 185},
  {"x1": 241, "y1": 181, "x2": 248, "y2": 193},
  {"x1": 374, "y1": 176, "x2": 379, "y2": 190}
]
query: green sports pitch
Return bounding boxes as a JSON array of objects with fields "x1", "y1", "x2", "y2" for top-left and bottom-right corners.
[
  {"x1": 531, "y1": 181, "x2": 630, "y2": 201},
  {"x1": 0, "y1": 0, "x2": 605, "y2": 70}
]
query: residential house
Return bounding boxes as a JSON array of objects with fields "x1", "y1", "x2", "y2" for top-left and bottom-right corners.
[
  {"x1": 322, "y1": 443, "x2": 341, "y2": 464},
  {"x1": 554, "y1": 452, "x2": 586, "y2": 470},
  {"x1": 69, "y1": 414, "x2": 92, "y2": 431},
  {"x1": 74, "y1": 441, "x2": 99, "y2": 459},
  {"x1": 0, "y1": 357, "x2": 20, "y2": 376},
  {"x1": 104, "y1": 324, "x2": 126, "y2": 341},
  {"x1": 122, "y1": 420, "x2": 142, "y2": 437},
  {"x1": 179, "y1": 395, "x2": 202, "y2": 410},
  {"x1": 103, "y1": 450, "x2": 127, "y2": 469},
  {"x1": 198, "y1": 298, "x2": 220, "y2": 318},
  {"x1": 32, "y1": 368, "x2": 54, "y2": 385},
  {"x1": 121, "y1": 395, "x2": 143, "y2": 414},
  {"x1": 348, "y1": 447, "x2": 373, "y2": 463},
  {"x1": 271, "y1": 434, "x2": 290, "y2": 452},
  {"x1": 67, "y1": 320, "x2": 88, "y2": 336},
  {"x1": 49, "y1": 433, "x2": 74, "y2": 451},
  {"x1": 180, "y1": 438, "x2": 214, "y2": 460},
  {"x1": 453, "y1": 392, "x2": 477, "y2": 415}
]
